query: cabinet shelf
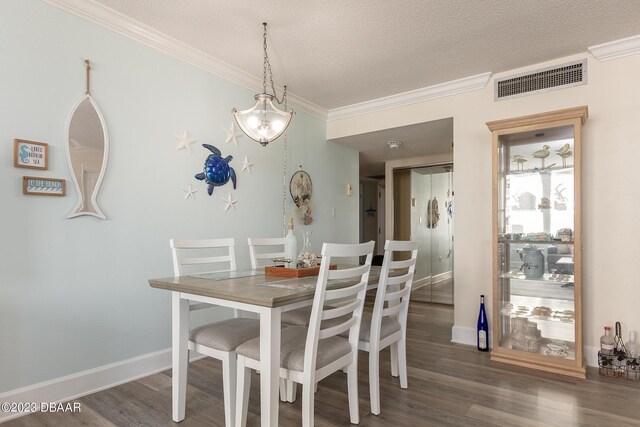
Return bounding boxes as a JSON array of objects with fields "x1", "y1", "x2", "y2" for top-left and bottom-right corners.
[
  {"x1": 498, "y1": 239, "x2": 574, "y2": 245},
  {"x1": 488, "y1": 106, "x2": 586, "y2": 378}
]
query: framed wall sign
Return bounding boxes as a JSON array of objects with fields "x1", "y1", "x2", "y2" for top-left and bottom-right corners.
[
  {"x1": 14, "y1": 139, "x2": 49, "y2": 170},
  {"x1": 23, "y1": 176, "x2": 65, "y2": 196}
]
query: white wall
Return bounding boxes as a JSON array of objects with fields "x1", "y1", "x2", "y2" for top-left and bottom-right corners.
[
  {"x1": 0, "y1": 0, "x2": 358, "y2": 393},
  {"x1": 330, "y1": 51, "x2": 640, "y2": 365}
]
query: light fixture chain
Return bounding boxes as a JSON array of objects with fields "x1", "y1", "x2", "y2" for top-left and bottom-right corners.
[
  {"x1": 282, "y1": 129, "x2": 288, "y2": 236},
  {"x1": 263, "y1": 23, "x2": 285, "y2": 105}
]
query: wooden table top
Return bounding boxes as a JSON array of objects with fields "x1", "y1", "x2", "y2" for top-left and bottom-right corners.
[{"x1": 149, "y1": 266, "x2": 383, "y2": 308}]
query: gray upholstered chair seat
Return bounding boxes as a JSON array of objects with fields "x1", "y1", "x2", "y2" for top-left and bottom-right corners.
[
  {"x1": 236, "y1": 326, "x2": 352, "y2": 372},
  {"x1": 281, "y1": 306, "x2": 313, "y2": 326},
  {"x1": 339, "y1": 312, "x2": 401, "y2": 342},
  {"x1": 189, "y1": 318, "x2": 261, "y2": 352}
]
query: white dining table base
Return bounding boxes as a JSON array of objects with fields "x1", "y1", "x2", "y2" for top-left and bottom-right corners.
[{"x1": 171, "y1": 291, "x2": 295, "y2": 427}]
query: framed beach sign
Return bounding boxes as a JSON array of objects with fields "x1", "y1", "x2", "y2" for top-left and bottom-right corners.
[
  {"x1": 14, "y1": 139, "x2": 49, "y2": 170},
  {"x1": 23, "y1": 176, "x2": 65, "y2": 196}
]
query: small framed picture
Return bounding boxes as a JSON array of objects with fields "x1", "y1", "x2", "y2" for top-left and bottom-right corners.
[
  {"x1": 23, "y1": 176, "x2": 65, "y2": 196},
  {"x1": 14, "y1": 139, "x2": 48, "y2": 170}
]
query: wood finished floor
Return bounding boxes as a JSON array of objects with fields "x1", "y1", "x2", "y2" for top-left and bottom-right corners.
[
  {"x1": 7, "y1": 301, "x2": 640, "y2": 426},
  {"x1": 411, "y1": 278, "x2": 454, "y2": 305}
]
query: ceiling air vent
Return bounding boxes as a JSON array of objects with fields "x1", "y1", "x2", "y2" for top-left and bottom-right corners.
[{"x1": 495, "y1": 59, "x2": 586, "y2": 101}]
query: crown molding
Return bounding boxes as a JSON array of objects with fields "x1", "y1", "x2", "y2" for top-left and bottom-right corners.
[
  {"x1": 40, "y1": 0, "x2": 328, "y2": 119},
  {"x1": 327, "y1": 72, "x2": 491, "y2": 121},
  {"x1": 589, "y1": 34, "x2": 640, "y2": 61}
]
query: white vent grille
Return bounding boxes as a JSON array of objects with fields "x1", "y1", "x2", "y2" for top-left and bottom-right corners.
[{"x1": 495, "y1": 59, "x2": 587, "y2": 101}]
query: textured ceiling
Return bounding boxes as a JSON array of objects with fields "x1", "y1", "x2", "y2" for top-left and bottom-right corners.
[
  {"x1": 329, "y1": 118, "x2": 453, "y2": 178},
  {"x1": 94, "y1": 0, "x2": 640, "y2": 109}
]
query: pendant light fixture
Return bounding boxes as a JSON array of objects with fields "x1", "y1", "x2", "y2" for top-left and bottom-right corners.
[{"x1": 232, "y1": 23, "x2": 294, "y2": 146}]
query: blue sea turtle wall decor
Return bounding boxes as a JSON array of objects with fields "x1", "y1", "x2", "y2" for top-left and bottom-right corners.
[{"x1": 195, "y1": 144, "x2": 237, "y2": 195}]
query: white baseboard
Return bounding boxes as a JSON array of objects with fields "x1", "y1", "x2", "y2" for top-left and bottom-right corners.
[
  {"x1": 451, "y1": 324, "x2": 599, "y2": 368},
  {"x1": 0, "y1": 349, "x2": 204, "y2": 422},
  {"x1": 451, "y1": 325, "x2": 477, "y2": 347}
]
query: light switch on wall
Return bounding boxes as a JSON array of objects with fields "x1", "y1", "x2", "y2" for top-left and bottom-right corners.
[
  {"x1": 332, "y1": 208, "x2": 336, "y2": 218},
  {"x1": 346, "y1": 184, "x2": 352, "y2": 196}
]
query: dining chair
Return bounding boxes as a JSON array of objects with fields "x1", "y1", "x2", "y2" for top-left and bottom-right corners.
[
  {"x1": 170, "y1": 238, "x2": 261, "y2": 427},
  {"x1": 235, "y1": 241, "x2": 375, "y2": 427},
  {"x1": 247, "y1": 237, "x2": 287, "y2": 269},
  {"x1": 360, "y1": 239, "x2": 418, "y2": 415}
]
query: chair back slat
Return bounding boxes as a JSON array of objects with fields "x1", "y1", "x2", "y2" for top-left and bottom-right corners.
[
  {"x1": 321, "y1": 300, "x2": 359, "y2": 320},
  {"x1": 170, "y1": 238, "x2": 237, "y2": 276},
  {"x1": 369, "y1": 240, "x2": 418, "y2": 346},
  {"x1": 386, "y1": 272, "x2": 413, "y2": 287},
  {"x1": 180, "y1": 255, "x2": 233, "y2": 266},
  {"x1": 324, "y1": 281, "x2": 366, "y2": 301},
  {"x1": 327, "y1": 264, "x2": 369, "y2": 280},
  {"x1": 388, "y1": 258, "x2": 415, "y2": 269},
  {"x1": 248, "y1": 237, "x2": 287, "y2": 269},
  {"x1": 318, "y1": 317, "x2": 356, "y2": 340},
  {"x1": 302, "y1": 241, "x2": 374, "y2": 377},
  {"x1": 381, "y1": 304, "x2": 403, "y2": 318}
]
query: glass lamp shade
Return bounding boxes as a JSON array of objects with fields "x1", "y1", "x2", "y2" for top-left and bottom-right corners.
[{"x1": 232, "y1": 93, "x2": 293, "y2": 146}]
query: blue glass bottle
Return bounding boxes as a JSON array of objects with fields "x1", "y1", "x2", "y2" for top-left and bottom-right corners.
[{"x1": 477, "y1": 295, "x2": 489, "y2": 352}]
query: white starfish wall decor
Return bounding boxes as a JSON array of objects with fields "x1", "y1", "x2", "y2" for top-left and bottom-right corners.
[
  {"x1": 240, "y1": 156, "x2": 254, "y2": 173},
  {"x1": 175, "y1": 130, "x2": 196, "y2": 152},
  {"x1": 222, "y1": 192, "x2": 237, "y2": 211},
  {"x1": 182, "y1": 184, "x2": 197, "y2": 200},
  {"x1": 223, "y1": 121, "x2": 243, "y2": 146}
]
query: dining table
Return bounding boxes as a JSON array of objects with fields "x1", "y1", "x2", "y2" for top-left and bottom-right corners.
[{"x1": 148, "y1": 265, "x2": 384, "y2": 427}]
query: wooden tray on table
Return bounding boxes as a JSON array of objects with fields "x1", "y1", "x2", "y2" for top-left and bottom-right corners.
[{"x1": 264, "y1": 264, "x2": 337, "y2": 278}]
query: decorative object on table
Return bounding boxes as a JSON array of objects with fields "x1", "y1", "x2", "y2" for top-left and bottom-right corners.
[
  {"x1": 477, "y1": 295, "x2": 489, "y2": 351},
  {"x1": 232, "y1": 23, "x2": 294, "y2": 146},
  {"x1": 14, "y1": 139, "x2": 48, "y2": 170},
  {"x1": 264, "y1": 263, "x2": 337, "y2": 278},
  {"x1": 66, "y1": 59, "x2": 109, "y2": 219},
  {"x1": 290, "y1": 168, "x2": 313, "y2": 225},
  {"x1": 222, "y1": 121, "x2": 243, "y2": 146},
  {"x1": 531, "y1": 144, "x2": 550, "y2": 168},
  {"x1": 221, "y1": 192, "x2": 237, "y2": 212},
  {"x1": 23, "y1": 176, "x2": 65, "y2": 196},
  {"x1": 518, "y1": 244, "x2": 545, "y2": 278},
  {"x1": 240, "y1": 156, "x2": 254, "y2": 173},
  {"x1": 426, "y1": 197, "x2": 439, "y2": 228},
  {"x1": 284, "y1": 217, "x2": 298, "y2": 269},
  {"x1": 195, "y1": 144, "x2": 237, "y2": 195},
  {"x1": 175, "y1": 130, "x2": 196, "y2": 152},
  {"x1": 297, "y1": 230, "x2": 318, "y2": 267},
  {"x1": 365, "y1": 205, "x2": 377, "y2": 217},
  {"x1": 556, "y1": 143, "x2": 573, "y2": 167},
  {"x1": 511, "y1": 154, "x2": 527, "y2": 171},
  {"x1": 182, "y1": 184, "x2": 197, "y2": 200}
]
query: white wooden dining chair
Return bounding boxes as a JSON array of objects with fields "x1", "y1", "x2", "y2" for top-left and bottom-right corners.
[
  {"x1": 247, "y1": 237, "x2": 287, "y2": 269},
  {"x1": 170, "y1": 238, "x2": 261, "y2": 427},
  {"x1": 360, "y1": 239, "x2": 418, "y2": 415},
  {"x1": 235, "y1": 241, "x2": 375, "y2": 427}
]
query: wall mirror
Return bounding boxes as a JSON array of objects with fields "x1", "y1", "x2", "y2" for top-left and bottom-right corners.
[{"x1": 65, "y1": 61, "x2": 109, "y2": 219}]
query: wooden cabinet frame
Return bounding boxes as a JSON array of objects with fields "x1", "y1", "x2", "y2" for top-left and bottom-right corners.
[{"x1": 486, "y1": 106, "x2": 588, "y2": 378}]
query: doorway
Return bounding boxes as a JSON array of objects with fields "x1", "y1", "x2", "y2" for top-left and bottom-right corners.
[{"x1": 393, "y1": 164, "x2": 454, "y2": 305}]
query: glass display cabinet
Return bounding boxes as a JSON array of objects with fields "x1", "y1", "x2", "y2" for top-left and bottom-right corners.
[{"x1": 486, "y1": 106, "x2": 588, "y2": 378}]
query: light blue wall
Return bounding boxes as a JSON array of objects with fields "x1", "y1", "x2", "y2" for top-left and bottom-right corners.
[{"x1": 0, "y1": 0, "x2": 358, "y2": 392}]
